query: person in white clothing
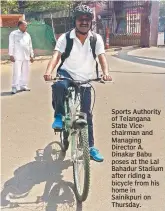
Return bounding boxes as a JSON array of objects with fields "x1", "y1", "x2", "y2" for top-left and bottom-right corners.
[{"x1": 9, "y1": 20, "x2": 34, "y2": 94}]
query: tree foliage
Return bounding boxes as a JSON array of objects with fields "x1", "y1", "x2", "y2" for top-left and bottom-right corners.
[
  {"x1": 22, "y1": 1, "x2": 69, "y2": 12},
  {"x1": 1, "y1": 1, "x2": 70, "y2": 14},
  {"x1": 1, "y1": 0, "x2": 18, "y2": 14},
  {"x1": 159, "y1": 0, "x2": 165, "y2": 17}
]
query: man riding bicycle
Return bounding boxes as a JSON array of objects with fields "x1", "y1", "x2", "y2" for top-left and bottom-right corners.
[{"x1": 44, "y1": 4, "x2": 112, "y2": 162}]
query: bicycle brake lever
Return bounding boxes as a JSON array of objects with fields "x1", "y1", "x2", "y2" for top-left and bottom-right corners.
[
  {"x1": 100, "y1": 79, "x2": 105, "y2": 84},
  {"x1": 100, "y1": 79, "x2": 114, "y2": 84}
]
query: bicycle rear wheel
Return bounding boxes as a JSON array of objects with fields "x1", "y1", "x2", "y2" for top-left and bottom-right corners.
[{"x1": 72, "y1": 126, "x2": 90, "y2": 202}]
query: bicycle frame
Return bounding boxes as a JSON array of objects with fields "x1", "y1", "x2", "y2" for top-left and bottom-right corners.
[
  {"x1": 49, "y1": 75, "x2": 113, "y2": 202},
  {"x1": 64, "y1": 86, "x2": 86, "y2": 162},
  {"x1": 52, "y1": 76, "x2": 110, "y2": 160}
]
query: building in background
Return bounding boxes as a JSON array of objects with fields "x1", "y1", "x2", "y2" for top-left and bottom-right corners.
[
  {"x1": 24, "y1": 1, "x2": 156, "y2": 47},
  {"x1": 1, "y1": 0, "x2": 162, "y2": 60},
  {"x1": 0, "y1": 14, "x2": 25, "y2": 27}
]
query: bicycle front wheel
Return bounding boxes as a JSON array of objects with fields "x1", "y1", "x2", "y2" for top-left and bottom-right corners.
[{"x1": 72, "y1": 126, "x2": 90, "y2": 202}]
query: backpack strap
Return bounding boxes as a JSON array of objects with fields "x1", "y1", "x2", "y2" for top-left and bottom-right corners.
[
  {"x1": 57, "y1": 31, "x2": 73, "y2": 72},
  {"x1": 90, "y1": 32, "x2": 99, "y2": 78}
]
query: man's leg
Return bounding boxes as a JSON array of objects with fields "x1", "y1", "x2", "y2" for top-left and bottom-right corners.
[
  {"x1": 20, "y1": 60, "x2": 30, "y2": 91},
  {"x1": 51, "y1": 69, "x2": 72, "y2": 129},
  {"x1": 80, "y1": 86, "x2": 104, "y2": 162},
  {"x1": 12, "y1": 61, "x2": 22, "y2": 94}
]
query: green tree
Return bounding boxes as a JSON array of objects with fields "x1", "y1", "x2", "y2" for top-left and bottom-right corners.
[
  {"x1": 22, "y1": 1, "x2": 69, "y2": 13},
  {"x1": 0, "y1": 1, "x2": 70, "y2": 14},
  {"x1": 159, "y1": 0, "x2": 165, "y2": 17},
  {"x1": 1, "y1": 0, "x2": 18, "y2": 14}
]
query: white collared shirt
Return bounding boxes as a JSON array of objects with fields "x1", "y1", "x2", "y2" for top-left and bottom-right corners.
[
  {"x1": 9, "y1": 29, "x2": 34, "y2": 61},
  {"x1": 55, "y1": 29, "x2": 105, "y2": 81}
]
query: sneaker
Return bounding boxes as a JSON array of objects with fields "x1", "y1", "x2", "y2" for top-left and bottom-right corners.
[
  {"x1": 20, "y1": 86, "x2": 30, "y2": 91},
  {"x1": 11, "y1": 87, "x2": 17, "y2": 94},
  {"x1": 90, "y1": 147, "x2": 104, "y2": 162},
  {"x1": 52, "y1": 114, "x2": 63, "y2": 130}
]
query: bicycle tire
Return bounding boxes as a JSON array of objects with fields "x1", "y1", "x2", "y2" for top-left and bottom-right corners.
[{"x1": 73, "y1": 126, "x2": 90, "y2": 202}]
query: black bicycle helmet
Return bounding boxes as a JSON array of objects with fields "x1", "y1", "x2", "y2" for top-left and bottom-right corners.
[{"x1": 73, "y1": 4, "x2": 94, "y2": 19}]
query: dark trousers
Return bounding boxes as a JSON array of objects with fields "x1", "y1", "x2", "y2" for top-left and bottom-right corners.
[{"x1": 52, "y1": 69, "x2": 94, "y2": 147}]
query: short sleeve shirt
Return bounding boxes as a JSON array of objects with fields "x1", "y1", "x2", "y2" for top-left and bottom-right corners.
[{"x1": 54, "y1": 29, "x2": 105, "y2": 81}]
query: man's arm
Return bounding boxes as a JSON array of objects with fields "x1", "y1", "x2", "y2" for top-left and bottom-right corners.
[
  {"x1": 44, "y1": 33, "x2": 66, "y2": 81},
  {"x1": 8, "y1": 32, "x2": 15, "y2": 62},
  {"x1": 98, "y1": 53, "x2": 109, "y2": 76},
  {"x1": 29, "y1": 36, "x2": 34, "y2": 62},
  {"x1": 44, "y1": 50, "x2": 62, "y2": 81},
  {"x1": 96, "y1": 34, "x2": 112, "y2": 81},
  {"x1": 98, "y1": 53, "x2": 112, "y2": 81}
]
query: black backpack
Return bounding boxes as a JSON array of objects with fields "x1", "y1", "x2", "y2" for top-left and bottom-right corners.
[{"x1": 57, "y1": 30, "x2": 99, "y2": 77}]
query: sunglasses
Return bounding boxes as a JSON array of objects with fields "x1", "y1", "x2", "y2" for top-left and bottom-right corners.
[{"x1": 77, "y1": 18, "x2": 92, "y2": 22}]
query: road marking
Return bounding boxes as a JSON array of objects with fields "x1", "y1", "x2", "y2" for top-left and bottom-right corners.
[{"x1": 137, "y1": 57, "x2": 165, "y2": 64}]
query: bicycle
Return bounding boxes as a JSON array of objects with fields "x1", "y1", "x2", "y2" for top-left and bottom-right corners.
[{"x1": 51, "y1": 76, "x2": 111, "y2": 202}]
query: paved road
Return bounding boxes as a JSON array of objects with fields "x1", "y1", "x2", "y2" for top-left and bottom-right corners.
[
  {"x1": 1, "y1": 48, "x2": 165, "y2": 211},
  {"x1": 114, "y1": 47, "x2": 165, "y2": 69}
]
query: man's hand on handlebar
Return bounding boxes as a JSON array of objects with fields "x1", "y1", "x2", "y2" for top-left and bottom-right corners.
[
  {"x1": 102, "y1": 74, "x2": 113, "y2": 81},
  {"x1": 43, "y1": 74, "x2": 53, "y2": 81},
  {"x1": 43, "y1": 73, "x2": 113, "y2": 84}
]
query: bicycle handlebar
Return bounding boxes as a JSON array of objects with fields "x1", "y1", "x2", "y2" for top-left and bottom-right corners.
[{"x1": 51, "y1": 76, "x2": 106, "y2": 85}]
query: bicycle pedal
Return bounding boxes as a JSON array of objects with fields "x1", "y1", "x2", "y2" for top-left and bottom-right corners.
[{"x1": 54, "y1": 128, "x2": 63, "y2": 133}]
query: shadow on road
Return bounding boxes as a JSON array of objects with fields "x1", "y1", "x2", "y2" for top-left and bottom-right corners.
[
  {"x1": 1, "y1": 90, "x2": 25, "y2": 97},
  {"x1": 1, "y1": 141, "x2": 83, "y2": 211},
  {"x1": 113, "y1": 50, "x2": 165, "y2": 69},
  {"x1": 1, "y1": 92, "x2": 13, "y2": 97}
]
